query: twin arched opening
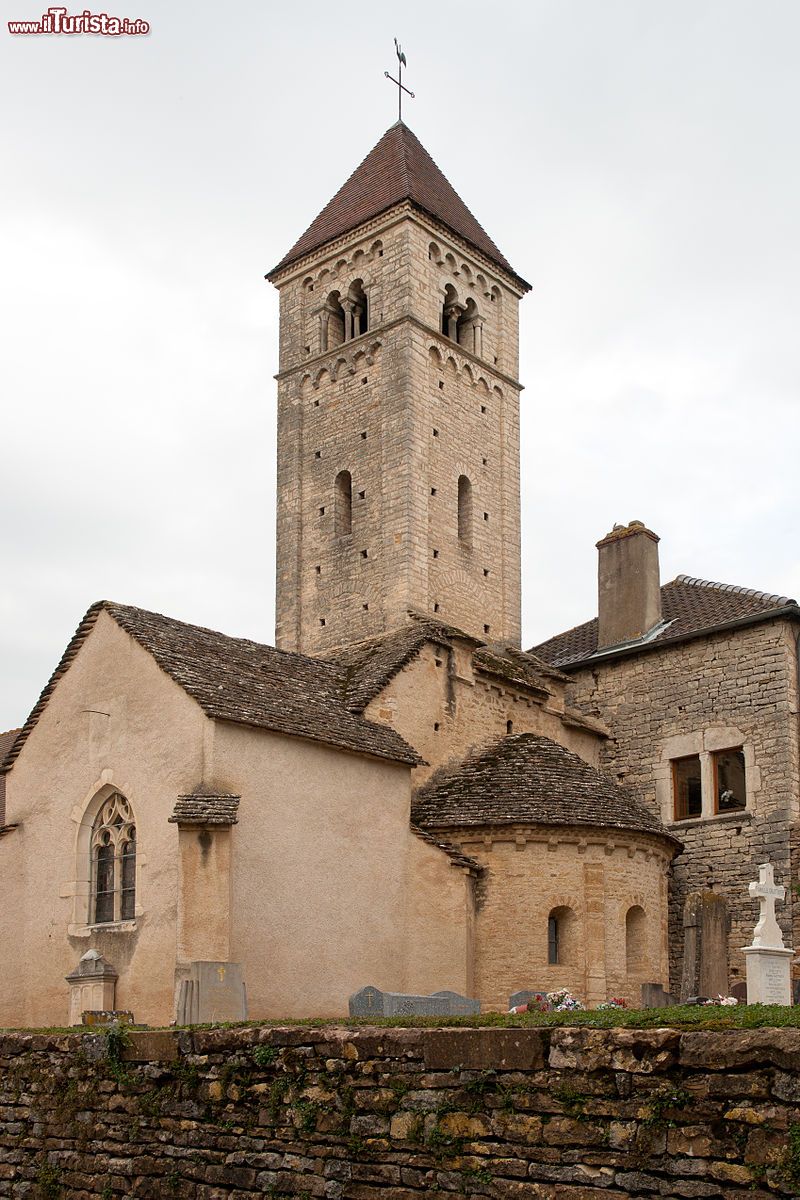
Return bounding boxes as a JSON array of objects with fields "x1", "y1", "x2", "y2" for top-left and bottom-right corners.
[{"x1": 321, "y1": 280, "x2": 369, "y2": 352}]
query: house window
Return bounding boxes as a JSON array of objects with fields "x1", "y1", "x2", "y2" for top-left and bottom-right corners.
[
  {"x1": 714, "y1": 748, "x2": 746, "y2": 813},
  {"x1": 673, "y1": 755, "x2": 702, "y2": 820},
  {"x1": 90, "y1": 792, "x2": 136, "y2": 924}
]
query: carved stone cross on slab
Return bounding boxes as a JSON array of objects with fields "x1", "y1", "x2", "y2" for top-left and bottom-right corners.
[{"x1": 749, "y1": 862, "x2": 786, "y2": 949}]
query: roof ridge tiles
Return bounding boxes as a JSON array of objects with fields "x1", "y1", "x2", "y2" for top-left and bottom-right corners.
[{"x1": 671, "y1": 574, "x2": 795, "y2": 607}]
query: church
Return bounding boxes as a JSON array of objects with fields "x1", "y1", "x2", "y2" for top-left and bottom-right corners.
[{"x1": 1, "y1": 121, "x2": 797, "y2": 1027}]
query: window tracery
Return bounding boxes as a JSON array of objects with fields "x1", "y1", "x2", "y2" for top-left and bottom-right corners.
[{"x1": 90, "y1": 791, "x2": 136, "y2": 924}]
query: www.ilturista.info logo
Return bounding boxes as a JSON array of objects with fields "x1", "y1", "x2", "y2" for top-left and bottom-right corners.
[{"x1": 8, "y1": 7, "x2": 149, "y2": 34}]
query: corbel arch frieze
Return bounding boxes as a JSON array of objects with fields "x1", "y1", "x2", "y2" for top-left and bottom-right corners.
[
  {"x1": 310, "y1": 340, "x2": 382, "y2": 388},
  {"x1": 426, "y1": 342, "x2": 496, "y2": 394},
  {"x1": 306, "y1": 238, "x2": 386, "y2": 293}
]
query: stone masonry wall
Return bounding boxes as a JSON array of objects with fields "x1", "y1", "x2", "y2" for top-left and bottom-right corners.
[
  {"x1": 564, "y1": 619, "x2": 800, "y2": 991},
  {"x1": 3, "y1": 1025, "x2": 800, "y2": 1198},
  {"x1": 272, "y1": 205, "x2": 525, "y2": 655}
]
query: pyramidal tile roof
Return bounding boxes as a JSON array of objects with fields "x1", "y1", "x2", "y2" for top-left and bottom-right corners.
[{"x1": 267, "y1": 122, "x2": 529, "y2": 288}]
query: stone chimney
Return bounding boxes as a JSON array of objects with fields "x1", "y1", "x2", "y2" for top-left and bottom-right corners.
[{"x1": 597, "y1": 521, "x2": 662, "y2": 649}]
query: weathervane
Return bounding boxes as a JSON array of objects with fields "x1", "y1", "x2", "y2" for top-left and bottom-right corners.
[{"x1": 385, "y1": 38, "x2": 414, "y2": 122}]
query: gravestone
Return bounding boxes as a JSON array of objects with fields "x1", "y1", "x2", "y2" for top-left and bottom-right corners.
[
  {"x1": 176, "y1": 961, "x2": 247, "y2": 1024},
  {"x1": 641, "y1": 983, "x2": 677, "y2": 1008},
  {"x1": 680, "y1": 891, "x2": 729, "y2": 1001},
  {"x1": 431, "y1": 990, "x2": 481, "y2": 1015},
  {"x1": 742, "y1": 863, "x2": 794, "y2": 1005},
  {"x1": 81, "y1": 1010, "x2": 134, "y2": 1027},
  {"x1": 65, "y1": 949, "x2": 117, "y2": 1026},
  {"x1": 730, "y1": 981, "x2": 748, "y2": 1003},
  {"x1": 509, "y1": 989, "x2": 548, "y2": 1010},
  {"x1": 348, "y1": 986, "x2": 479, "y2": 1017}
]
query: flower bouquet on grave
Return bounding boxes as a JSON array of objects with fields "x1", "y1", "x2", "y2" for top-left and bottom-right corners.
[
  {"x1": 596, "y1": 997, "x2": 629, "y2": 1010},
  {"x1": 546, "y1": 988, "x2": 585, "y2": 1012},
  {"x1": 507, "y1": 992, "x2": 550, "y2": 1014},
  {"x1": 702, "y1": 995, "x2": 738, "y2": 1006}
]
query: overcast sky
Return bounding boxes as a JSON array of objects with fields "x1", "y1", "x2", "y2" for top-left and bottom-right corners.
[{"x1": 2, "y1": 0, "x2": 799, "y2": 731}]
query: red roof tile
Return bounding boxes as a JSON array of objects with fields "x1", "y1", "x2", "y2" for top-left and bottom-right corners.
[
  {"x1": 531, "y1": 576, "x2": 799, "y2": 669},
  {"x1": 267, "y1": 123, "x2": 529, "y2": 288}
]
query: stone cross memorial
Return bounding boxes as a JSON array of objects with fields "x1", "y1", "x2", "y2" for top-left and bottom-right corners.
[{"x1": 742, "y1": 862, "x2": 794, "y2": 1006}]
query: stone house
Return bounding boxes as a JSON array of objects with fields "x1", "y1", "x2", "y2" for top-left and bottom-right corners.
[
  {"x1": 1, "y1": 119, "x2": 785, "y2": 1026},
  {"x1": 532, "y1": 520, "x2": 800, "y2": 993}
]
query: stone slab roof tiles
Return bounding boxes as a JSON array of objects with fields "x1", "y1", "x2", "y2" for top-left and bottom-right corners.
[
  {"x1": 1, "y1": 602, "x2": 422, "y2": 780},
  {"x1": 0, "y1": 728, "x2": 21, "y2": 829},
  {"x1": 412, "y1": 732, "x2": 680, "y2": 848},
  {"x1": 169, "y1": 787, "x2": 241, "y2": 827},
  {"x1": 334, "y1": 617, "x2": 564, "y2": 714},
  {"x1": 267, "y1": 122, "x2": 529, "y2": 290},
  {"x1": 531, "y1": 576, "x2": 800, "y2": 669}
]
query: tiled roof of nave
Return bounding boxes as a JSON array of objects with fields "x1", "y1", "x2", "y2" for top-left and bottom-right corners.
[
  {"x1": 333, "y1": 617, "x2": 566, "y2": 713},
  {"x1": 1, "y1": 603, "x2": 421, "y2": 779}
]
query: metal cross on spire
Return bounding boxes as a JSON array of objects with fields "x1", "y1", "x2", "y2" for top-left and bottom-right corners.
[{"x1": 385, "y1": 38, "x2": 415, "y2": 122}]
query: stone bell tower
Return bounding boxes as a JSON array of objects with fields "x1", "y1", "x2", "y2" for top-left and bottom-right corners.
[{"x1": 266, "y1": 123, "x2": 530, "y2": 657}]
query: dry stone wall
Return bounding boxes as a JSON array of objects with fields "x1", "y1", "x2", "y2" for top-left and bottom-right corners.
[{"x1": 2, "y1": 1024, "x2": 800, "y2": 1197}]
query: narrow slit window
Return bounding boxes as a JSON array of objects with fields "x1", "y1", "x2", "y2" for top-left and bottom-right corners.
[
  {"x1": 458, "y1": 475, "x2": 473, "y2": 548},
  {"x1": 334, "y1": 470, "x2": 352, "y2": 536}
]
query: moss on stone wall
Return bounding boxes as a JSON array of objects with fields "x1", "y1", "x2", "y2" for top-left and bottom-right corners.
[{"x1": 2, "y1": 1024, "x2": 800, "y2": 1196}]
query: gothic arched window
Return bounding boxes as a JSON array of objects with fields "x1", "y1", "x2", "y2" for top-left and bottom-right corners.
[{"x1": 90, "y1": 792, "x2": 136, "y2": 924}]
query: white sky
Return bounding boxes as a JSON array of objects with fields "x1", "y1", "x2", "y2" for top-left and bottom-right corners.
[{"x1": 2, "y1": 0, "x2": 799, "y2": 731}]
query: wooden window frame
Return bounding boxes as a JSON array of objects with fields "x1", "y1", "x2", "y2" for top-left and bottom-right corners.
[
  {"x1": 672, "y1": 754, "x2": 702, "y2": 821},
  {"x1": 712, "y1": 746, "x2": 746, "y2": 815}
]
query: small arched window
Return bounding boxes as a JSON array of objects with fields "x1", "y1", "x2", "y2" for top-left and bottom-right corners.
[
  {"x1": 441, "y1": 284, "x2": 459, "y2": 339},
  {"x1": 625, "y1": 905, "x2": 647, "y2": 973},
  {"x1": 548, "y1": 905, "x2": 577, "y2": 966},
  {"x1": 348, "y1": 279, "x2": 368, "y2": 338},
  {"x1": 91, "y1": 792, "x2": 136, "y2": 924},
  {"x1": 334, "y1": 470, "x2": 352, "y2": 536},
  {"x1": 457, "y1": 475, "x2": 473, "y2": 548},
  {"x1": 322, "y1": 291, "x2": 345, "y2": 352}
]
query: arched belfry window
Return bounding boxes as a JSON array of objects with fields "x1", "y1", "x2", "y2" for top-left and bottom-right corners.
[
  {"x1": 91, "y1": 792, "x2": 136, "y2": 924},
  {"x1": 441, "y1": 284, "x2": 460, "y2": 340},
  {"x1": 334, "y1": 470, "x2": 353, "y2": 535},
  {"x1": 457, "y1": 475, "x2": 473, "y2": 548},
  {"x1": 348, "y1": 279, "x2": 368, "y2": 339},
  {"x1": 322, "y1": 291, "x2": 345, "y2": 352}
]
